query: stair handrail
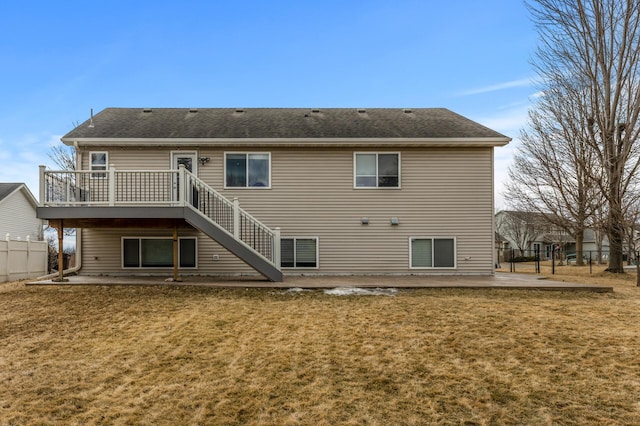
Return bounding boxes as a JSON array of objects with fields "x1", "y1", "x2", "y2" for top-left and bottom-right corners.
[{"x1": 182, "y1": 169, "x2": 280, "y2": 266}]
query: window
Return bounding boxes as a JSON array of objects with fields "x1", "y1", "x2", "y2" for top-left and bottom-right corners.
[
  {"x1": 90, "y1": 152, "x2": 108, "y2": 178},
  {"x1": 354, "y1": 153, "x2": 399, "y2": 188},
  {"x1": 122, "y1": 237, "x2": 197, "y2": 268},
  {"x1": 410, "y1": 237, "x2": 456, "y2": 268},
  {"x1": 281, "y1": 237, "x2": 318, "y2": 268},
  {"x1": 225, "y1": 153, "x2": 270, "y2": 188}
]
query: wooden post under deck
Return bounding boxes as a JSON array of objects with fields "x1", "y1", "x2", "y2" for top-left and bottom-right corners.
[
  {"x1": 55, "y1": 220, "x2": 67, "y2": 282},
  {"x1": 173, "y1": 226, "x2": 181, "y2": 282}
]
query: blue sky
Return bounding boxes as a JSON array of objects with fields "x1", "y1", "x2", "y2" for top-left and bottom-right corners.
[{"x1": 0, "y1": 1, "x2": 538, "y2": 207}]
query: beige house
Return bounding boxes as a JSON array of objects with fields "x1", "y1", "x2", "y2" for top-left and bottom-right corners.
[{"x1": 37, "y1": 108, "x2": 510, "y2": 282}]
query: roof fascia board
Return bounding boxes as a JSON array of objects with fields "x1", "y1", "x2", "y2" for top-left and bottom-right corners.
[
  {"x1": 21, "y1": 185, "x2": 40, "y2": 209},
  {"x1": 63, "y1": 137, "x2": 511, "y2": 147}
]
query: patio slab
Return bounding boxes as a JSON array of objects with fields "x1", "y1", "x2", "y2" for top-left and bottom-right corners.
[{"x1": 28, "y1": 273, "x2": 613, "y2": 292}]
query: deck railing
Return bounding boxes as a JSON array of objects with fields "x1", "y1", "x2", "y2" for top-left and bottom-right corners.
[
  {"x1": 39, "y1": 165, "x2": 281, "y2": 267},
  {"x1": 41, "y1": 168, "x2": 177, "y2": 206},
  {"x1": 182, "y1": 170, "x2": 280, "y2": 265}
]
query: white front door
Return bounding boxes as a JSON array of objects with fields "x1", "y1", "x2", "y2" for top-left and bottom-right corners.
[{"x1": 171, "y1": 152, "x2": 198, "y2": 201}]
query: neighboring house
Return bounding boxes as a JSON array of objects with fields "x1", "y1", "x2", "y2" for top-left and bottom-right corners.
[
  {"x1": 581, "y1": 228, "x2": 610, "y2": 254},
  {"x1": 0, "y1": 183, "x2": 43, "y2": 241},
  {"x1": 37, "y1": 108, "x2": 510, "y2": 281},
  {"x1": 495, "y1": 232, "x2": 508, "y2": 251},
  {"x1": 495, "y1": 210, "x2": 610, "y2": 260},
  {"x1": 0, "y1": 183, "x2": 48, "y2": 282}
]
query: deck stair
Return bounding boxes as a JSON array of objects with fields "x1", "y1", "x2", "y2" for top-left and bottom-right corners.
[
  {"x1": 181, "y1": 169, "x2": 282, "y2": 282},
  {"x1": 39, "y1": 165, "x2": 283, "y2": 282}
]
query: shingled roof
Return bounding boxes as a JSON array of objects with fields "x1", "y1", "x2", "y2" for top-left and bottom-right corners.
[
  {"x1": 0, "y1": 183, "x2": 23, "y2": 202},
  {"x1": 0, "y1": 183, "x2": 38, "y2": 208},
  {"x1": 62, "y1": 108, "x2": 510, "y2": 142}
]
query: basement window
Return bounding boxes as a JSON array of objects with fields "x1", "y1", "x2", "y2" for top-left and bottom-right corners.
[
  {"x1": 281, "y1": 237, "x2": 318, "y2": 268},
  {"x1": 122, "y1": 237, "x2": 197, "y2": 268},
  {"x1": 410, "y1": 237, "x2": 456, "y2": 269}
]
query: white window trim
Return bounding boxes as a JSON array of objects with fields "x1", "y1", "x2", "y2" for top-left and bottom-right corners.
[
  {"x1": 353, "y1": 152, "x2": 401, "y2": 189},
  {"x1": 281, "y1": 236, "x2": 319, "y2": 269},
  {"x1": 90, "y1": 151, "x2": 108, "y2": 179},
  {"x1": 409, "y1": 236, "x2": 457, "y2": 269},
  {"x1": 170, "y1": 150, "x2": 199, "y2": 175},
  {"x1": 121, "y1": 236, "x2": 198, "y2": 269},
  {"x1": 224, "y1": 152, "x2": 272, "y2": 189}
]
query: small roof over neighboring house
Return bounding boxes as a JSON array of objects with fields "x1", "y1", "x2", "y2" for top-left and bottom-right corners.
[
  {"x1": 0, "y1": 183, "x2": 38, "y2": 208},
  {"x1": 61, "y1": 108, "x2": 511, "y2": 147}
]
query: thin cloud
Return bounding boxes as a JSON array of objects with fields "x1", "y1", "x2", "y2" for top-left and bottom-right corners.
[
  {"x1": 493, "y1": 136, "x2": 522, "y2": 208},
  {"x1": 458, "y1": 78, "x2": 533, "y2": 96},
  {"x1": 476, "y1": 105, "x2": 529, "y2": 137},
  {"x1": 0, "y1": 159, "x2": 42, "y2": 196}
]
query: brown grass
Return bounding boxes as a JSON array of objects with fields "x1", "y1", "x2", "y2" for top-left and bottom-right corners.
[{"x1": 1, "y1": 270, "x2": 639, "y2": 425}]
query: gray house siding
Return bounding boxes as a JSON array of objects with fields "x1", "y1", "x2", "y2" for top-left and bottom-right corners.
[{"x1": 78, "y1": 145, "x2": 496, "y2": 276}]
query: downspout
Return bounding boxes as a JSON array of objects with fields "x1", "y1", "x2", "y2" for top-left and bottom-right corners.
[
  {"x1": 75, "y1": 141, "x2": 81, "y2": 171},
  {"x1": 36, "y1": 229, "x2": 83, "y2": 280},
  {"x1": 491, "y1": 147, "x2": 496, "y2": 274}
]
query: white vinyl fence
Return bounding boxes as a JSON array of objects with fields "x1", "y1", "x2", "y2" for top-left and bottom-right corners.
[{"x1": 0, "y1": 236, "x2": 48, "y2": 282}]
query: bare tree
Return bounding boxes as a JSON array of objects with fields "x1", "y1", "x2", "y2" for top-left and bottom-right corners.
[
  {"x1": 527, "y1": 0, "x2": 640, "y2": 273},
  {"x1": 504, "y1": 90, "x2": 602, "y2": 266},
  {"x1": 47, "y1": 144, "x2": 76, "y2": 237},
  {"x1": 49, "y1": 144, "x2": 75, "y2": 171},
  {"x1": 622, "y1": 192, "x2": 640, "y2": 264},
  {"x1": 587, "y1": 203, "x2": 609, "y2": 264},
  {"x1": 496, "y1": 211, "x2": 544, "y2": 257}
]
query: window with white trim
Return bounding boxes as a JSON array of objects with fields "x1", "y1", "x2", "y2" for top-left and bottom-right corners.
[
  {"x1": 281, "y1": 237, "x2": 318, "y2": 268},
  {"x1": 225, "y1": 153, "x2": 270, "y2": 188},
  {"x1": 122, "y1": 237, "x2": 197, "y2": 268},
  {"x1": 410, "y1": 237, "x2": 456, "y2": 268},
  {"x1": 354, "y1": 153, "x2": 400, "y2": 188},
  {"x1": 90, "y1": 152, "x2": 108, "y2": 178}
]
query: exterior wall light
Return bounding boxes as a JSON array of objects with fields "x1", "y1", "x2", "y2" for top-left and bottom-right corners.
[{"x1": 199, "y1": 156, "x2": 210, "y2": 165}]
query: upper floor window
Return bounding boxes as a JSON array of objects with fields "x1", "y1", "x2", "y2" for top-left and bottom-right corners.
[
  {"x1": 354, "y1": 153, "x2": 400, "y2": 188},
  {"x1": 90, "y1": 152, "x2": 108, "y2": 178},
  {"x1": 225, "y1": 153, "x2": 270, "y2": 188}
]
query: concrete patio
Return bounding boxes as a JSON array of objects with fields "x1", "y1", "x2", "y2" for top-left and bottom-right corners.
[{"x1": 28, "y1": 272, "x2": 613, "y2": 292}]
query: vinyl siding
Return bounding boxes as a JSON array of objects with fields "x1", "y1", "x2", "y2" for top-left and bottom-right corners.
[
  {"x1": 80, "y1": 228, "x2": 251, "y2": 276},
  {"x1": 78, "y1": 145, "x2": 495, "y2": 276},
  {"x1": 0, "y1": 190, "x2": 43, "y2": 241}
]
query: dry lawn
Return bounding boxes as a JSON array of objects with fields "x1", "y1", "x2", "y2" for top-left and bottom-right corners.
[{"x1": 1, "y1": 269, "x2": 640, "y2": 425}]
